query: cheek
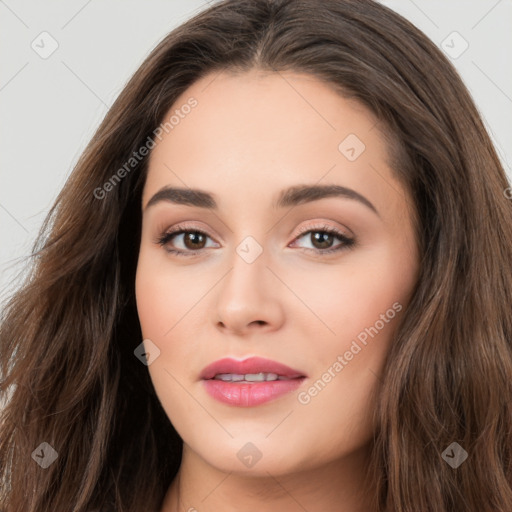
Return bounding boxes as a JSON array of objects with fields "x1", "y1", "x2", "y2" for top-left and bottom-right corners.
[
  {"x1": 134, "y1": 251, "x2": 215, "y2": 390},
  {"x1": 292, "y1": 244, "x2": 413, "y2": 417},
  {"x1": 135, "y1": 248, "x2": 211, "y2": 339},
  {"x1": 135, "y1": 256, "x2": 202, "y2": 434},
  {"x1": 287, "y1": 246, "x2": 412, "y2": 360},
  {"x1": 135, "y1": 276, "x2": 170, "y2": 342}
]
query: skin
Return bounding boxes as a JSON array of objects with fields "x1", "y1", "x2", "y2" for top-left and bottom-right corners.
[{"x1": 135, "y1": 69, "x2": 420, "y2": 512}]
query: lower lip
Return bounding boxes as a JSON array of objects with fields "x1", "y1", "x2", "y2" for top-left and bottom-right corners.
[{"x1": 202, "y1": 378, "x2": 305, "y2": 407}]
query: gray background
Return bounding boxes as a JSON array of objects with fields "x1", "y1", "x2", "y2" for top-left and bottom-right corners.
[{"x1": 1, "y1": 0, "x2": 511, "y2": 301}]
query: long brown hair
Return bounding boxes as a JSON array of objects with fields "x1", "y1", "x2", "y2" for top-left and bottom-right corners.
[{"x1": 1, "y1": 0, "x2": 512, "y2": 510}]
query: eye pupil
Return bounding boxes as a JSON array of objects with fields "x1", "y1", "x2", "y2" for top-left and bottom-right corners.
[
  {"x1": 160, "y1": 227, "x2": 350, "y2": 256},
  {"x1": 311, "y1": 231, "x2": 333, "y2": 249},
  {"x1": 184, "y1": 232, "x2": 206, "y2": 250}
]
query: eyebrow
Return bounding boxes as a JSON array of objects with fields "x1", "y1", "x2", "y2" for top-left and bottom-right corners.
[{"x1": 144, "y1": 184, "x2": 379, "y2": 217}]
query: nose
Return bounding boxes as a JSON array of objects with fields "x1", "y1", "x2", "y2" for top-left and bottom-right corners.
[{"x1": 214, "y1": 247, "x2": 285, "y2": 336}]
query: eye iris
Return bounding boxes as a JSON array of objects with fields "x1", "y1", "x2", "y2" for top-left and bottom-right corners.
[
  {"x1": 311, "y1": 231, "x2": 333, "y2": 249},
  {"x1": 184, "y1": 232, "x2": 206, "y2": 250}
]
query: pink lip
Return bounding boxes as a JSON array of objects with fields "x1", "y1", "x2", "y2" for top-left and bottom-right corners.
[
  {"x1": 200, "y1": 356, "x2": 307, "y2": 407},
  {"x1": 200, "y1": 356, "x2": 306, "y2": 380}
]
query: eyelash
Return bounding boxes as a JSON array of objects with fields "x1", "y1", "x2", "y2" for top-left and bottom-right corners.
[{"x1": 154, "y1": 223, "x2": 356, "y2": 258}]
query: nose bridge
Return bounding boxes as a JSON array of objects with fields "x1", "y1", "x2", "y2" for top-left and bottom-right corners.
[
  {"x1": 222, "y1": 234, "x2": 269, "y2": 301},
  {"x1": 214, "y1": 233, "x2": 283, "y2": 332}
]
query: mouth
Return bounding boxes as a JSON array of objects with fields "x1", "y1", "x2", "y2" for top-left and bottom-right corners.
[
  {"x1": 200, "y1": 356, "x2": 307, "y2": 407},
  {"x1": 210, "y1": 372, "x2": 298, "y2": 382},
  {"x1": 200, "y1": 356, "x2": 306, "y2": 380}
]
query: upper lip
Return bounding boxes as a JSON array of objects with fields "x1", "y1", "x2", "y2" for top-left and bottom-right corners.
[{"x1": 200, "y1": 356, "x2": 307, "y2": 380}]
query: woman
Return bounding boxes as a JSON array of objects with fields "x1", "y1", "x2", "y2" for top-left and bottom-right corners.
[{"x1": 1, "y1": 0, "x2": 511, "y2": 511}]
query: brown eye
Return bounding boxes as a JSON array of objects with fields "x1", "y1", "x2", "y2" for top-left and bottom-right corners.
[
  {"x1": 156, "y1": 226, "x2": 218, "y2": 257},
  {"x1": 156, "y1": 224, "x2": 355, "y2": 258},
  {"x1": 309, "y1": 231, "x2": 336, "y2": 250},
  {"x1": 292, "y1": 225, "x2": 355, "y2": 255},
  {"x1": 182, "y1": 231, "x2": 207, "y2": 250}
]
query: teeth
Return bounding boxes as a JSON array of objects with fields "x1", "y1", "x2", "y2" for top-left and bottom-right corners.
[{"x1": 213, "y1": 372, "x2": 290, "y2": 382}]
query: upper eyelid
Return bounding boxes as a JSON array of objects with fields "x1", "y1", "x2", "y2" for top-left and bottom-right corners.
[
  {"x1": 160, "y1": 222, "x2": 350, "y2": 245},
  {"x1": 156, "y1": 223, "x2": 355, "y2": 259}
]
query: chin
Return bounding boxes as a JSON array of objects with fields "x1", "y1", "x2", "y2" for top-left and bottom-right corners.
[{"x1": 195, "y1": 439, "x2": 305, "y2": 476}]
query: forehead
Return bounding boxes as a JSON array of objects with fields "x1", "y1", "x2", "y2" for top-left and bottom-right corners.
[
  {"x1": 143, "y1": 69, "x2": 405, "y2": 220},
  {"x1": 149, "y1": 68, "x2": 384, "y2": 162}
]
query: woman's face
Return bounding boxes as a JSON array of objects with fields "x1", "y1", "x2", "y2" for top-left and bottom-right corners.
[{"x1": 135, "y1": 69, "x2": 420, "y2": 476}]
